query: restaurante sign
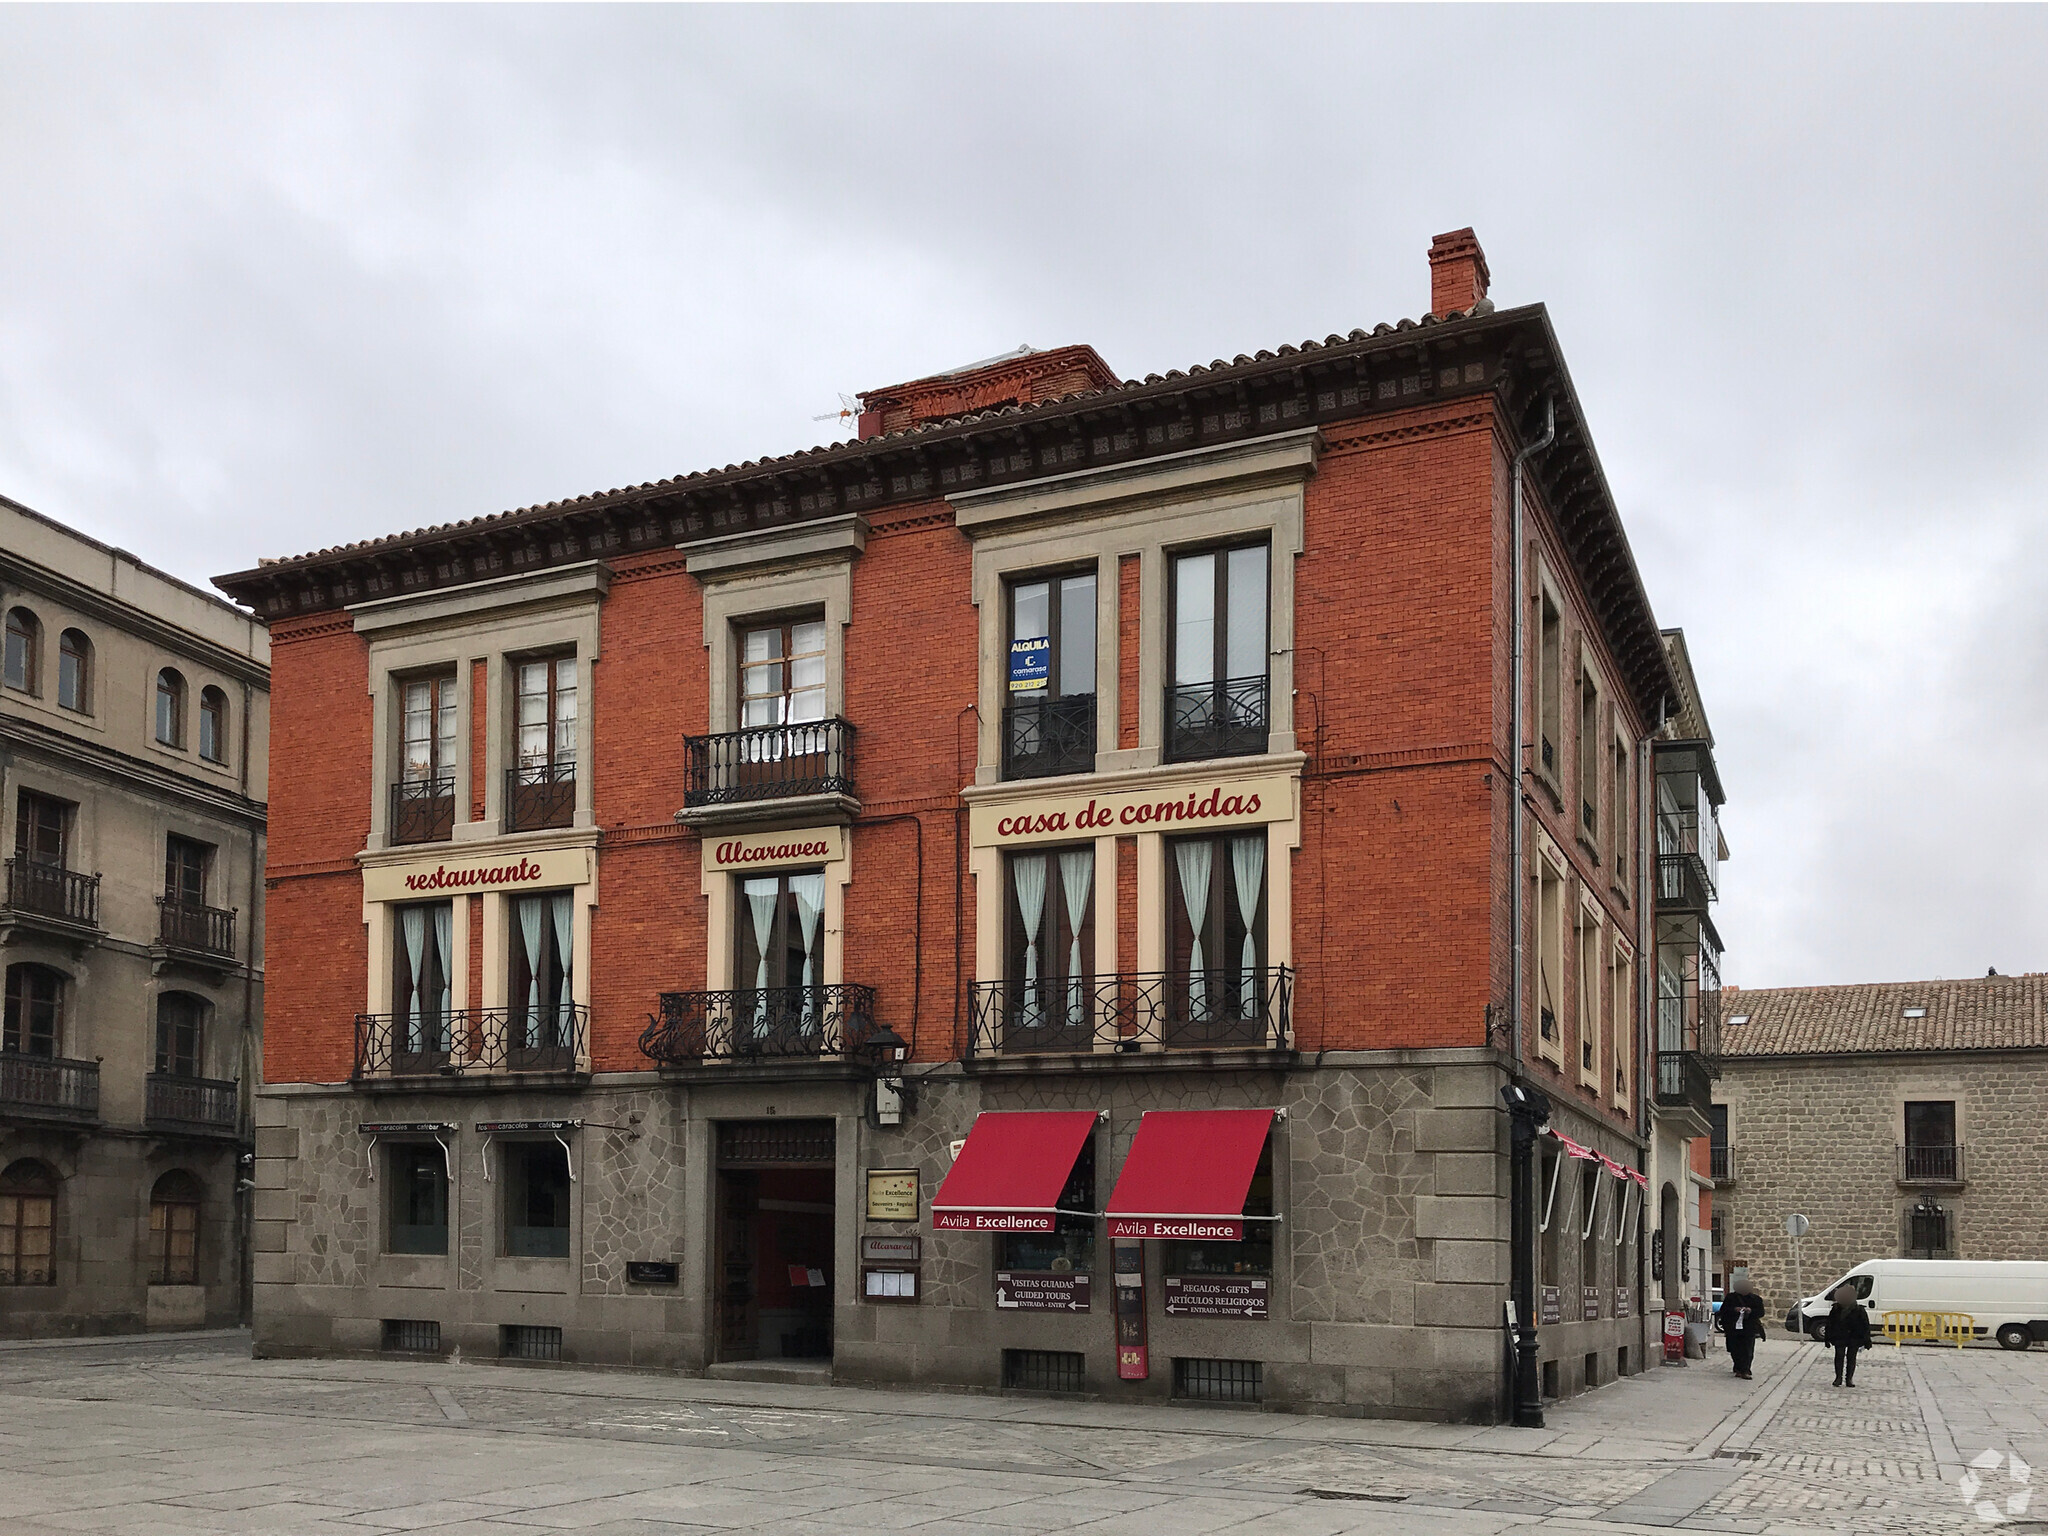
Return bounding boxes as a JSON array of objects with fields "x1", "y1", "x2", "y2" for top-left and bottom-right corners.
[
  {"x1": 969, "y1": 771, "x2": 1294, "y2": 849},
  {"x1": 363, "y1": 846, "x2": 591, "y2": 904}
]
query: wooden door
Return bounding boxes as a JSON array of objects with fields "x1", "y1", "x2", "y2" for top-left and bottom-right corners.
[{"x1": 715, "y1": 1170, "x2": 759, "y2": 1360}]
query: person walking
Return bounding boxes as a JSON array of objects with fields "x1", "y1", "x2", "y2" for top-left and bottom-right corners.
[
  {"x1": 1824, "y1": 1282, "x2": 1872, "y2": 1386},
  {"x1": 1717, "y1": 1264, "x2": 1769, "y2": 1379}
]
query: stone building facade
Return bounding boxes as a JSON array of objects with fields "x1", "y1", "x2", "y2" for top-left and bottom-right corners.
[
  {"x1": 218, "y1": 229, "x2": 1707, "y2": 1421},
  {"x1": 1, "y1": 495, "x2": 268, "y2": 1334},
  {"x1": 1712, "y1": 974, "x2": 2048, "y2": 1316}
]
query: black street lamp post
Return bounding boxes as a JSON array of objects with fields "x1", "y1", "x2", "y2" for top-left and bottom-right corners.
[{"x1": 1503, "y1": 1081, "x2": 1552, "y2": 1428}]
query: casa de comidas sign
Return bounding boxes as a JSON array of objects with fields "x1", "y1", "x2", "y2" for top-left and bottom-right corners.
[
  {"x1": 699, "y1": 825, "x2": 847, "y2": 875},
  {"x1": 969, "y1": 772, "x2": 1294, "y2": 849},
  {"x1": 363, "y1": 846, "x2": 592, "y2": 904}
]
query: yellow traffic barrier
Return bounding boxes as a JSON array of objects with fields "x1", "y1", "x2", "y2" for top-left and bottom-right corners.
[{"x1": 1878, "y1": 1310, "x2": 1976, "y2": 1348}]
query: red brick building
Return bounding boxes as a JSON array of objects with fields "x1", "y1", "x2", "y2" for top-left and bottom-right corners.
[{"x1": 217, "y1": 230, "x2": 1706, "y2": 1420}]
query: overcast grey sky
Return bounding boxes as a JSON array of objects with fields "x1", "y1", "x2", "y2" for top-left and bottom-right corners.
[{"x1": 3, "y1": 5, "x2": 2043, "y2": 990}]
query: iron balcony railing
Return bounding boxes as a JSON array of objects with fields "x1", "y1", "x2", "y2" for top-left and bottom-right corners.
[
  {"x1": 1655, "y1": 809, "x2": 1718, "y2": 911},
  {"x1": 505, "y1": 761, "x2": 576, "y2": 832},
  {"x1": 1003, "y1": 694, "x2": 1096, "y2": 780},
  {"x1": 0, "y1": 1052, "x2": 100, "y2": 1121},
  {"x1": 1898, "y1": 1142, "x2": 1965, "y2": 1185},
  {"x1": 3, "y1": 858, "x2": 100, "y2": 928},
  {"x1": 683, "y1": 718, "x2": 854, "y2": 807},
  {"x1": 1165, "y1": 675, "x2": 1269, "y2": 762},
  {"x1": 352, "y1": 1005, "x2": 590, "y2": 1080},
  {"x1": 157, "y1": 897, "x2": 236, "y2": 958},
  {"x1": 640, "y1": 983, "x2": 880, "y2": 1065},
  {"x1": 145, "y1": 1073, "x2": 239, "y2": 1134},
  {"x1": 966, "y1": 968, "x2": 1293, "y2": 1057},
  {"x1": 1710, "y1": 1145, "x2": 1733, "y2": 1183},
  {"x1": 390, "y1": 775, "x2": 455, "y2": 845},
  {"x1": 1654, "y1": 1050, "x2": 1715, "y2": 1118}
]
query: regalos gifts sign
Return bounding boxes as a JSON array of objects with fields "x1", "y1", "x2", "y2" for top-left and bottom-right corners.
[{"x1": 969, "y1": 772, "x2": 1294, "y2": 849}]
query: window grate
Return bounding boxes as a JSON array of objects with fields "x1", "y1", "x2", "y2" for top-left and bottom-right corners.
[
  {"x1": 500, "y1": 1324, "x2": 562, "y2": 1362},
  {"x1": 1001, "y1": 1349, "x2": 1085, "y2": 1393},
  {"x1": 716, "y1": 1119, "x2": 835, "y2": 1166},
  {"x1": 382, "y1": 1319, "x2": 441, "y2": 1354},
  {"x1": 1174, "y1": 1356, "x2": 1263, "y2": 1403}
]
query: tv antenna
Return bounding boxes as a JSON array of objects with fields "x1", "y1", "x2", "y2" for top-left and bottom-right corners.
[{"x1": 812, "y1": 393, "x2": 859, "y2": 431}]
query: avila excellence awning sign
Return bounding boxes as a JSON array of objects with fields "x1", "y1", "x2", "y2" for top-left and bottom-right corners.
[
  {"x1": 929, "y1": 1110, "x2": 1100, "y2": 1233},
  {"x1": 1103, "y1": 1108, "x2": 1275, "y2": 1240}
]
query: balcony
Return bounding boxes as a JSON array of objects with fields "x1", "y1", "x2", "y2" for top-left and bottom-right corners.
[
  {"x1": 680, "y1": 719, "x2": 855, "y2": 824},
  {"x1": 1898, "y1": 1142, "x2": 1966, "y2": 1187},
  {"x1": 505, "y1": 762, "x2": 576, "y2": 833},
  {"x1": 352, "y1": 1006, "x2": 589, "y2": 1082},
  {"x1": 966, "y1": 968, "x2": 1293, "y2": 1060},
  {"x1": 1655, "y1": 1050, "x2": 1715, "y2": 1123},
  {"x1": 3, "y1": 858, "x2": 100, "y2": 931},
  {"x1": 640, "y1": 984, "x2": 881, "y2": 1067},
  {"x1": 156, "y1": 898, "x2": 236, "y2": 962},
  {"x1": 0, "y1": 1052, "x2": 99, "y2": 1123},
  {"x1": 145, "y1": 1073, "x2": 239, "y2": 1137},
  {"x1": 390, "y1": 775, "x2": 455, "y2": 846},
  {"x1": 1710, "y1": 1145, "x2": 1733, "y2": 1184},
  {"x1": 1166, "y1": 676, "x2": 1270, "y2": 762},
  {"x1": 1003, "y1": 694, "x2": 1096, "y2": 781}
]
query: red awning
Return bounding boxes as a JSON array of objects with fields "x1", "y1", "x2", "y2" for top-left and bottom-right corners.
[
  {"x1": 1104, "y1": 1109, "x2": 1274, "y2": 1241},
  {"x1": 930, "y1": 1111, "x2": 1098, "y2": 1234},
  {"x1": 1549, "y1": 1129, "x2": 1598, "y2": 1161}
]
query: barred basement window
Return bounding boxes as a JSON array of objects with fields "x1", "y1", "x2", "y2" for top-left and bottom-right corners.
[
  {"x1": 1174, "y1": 1356, "x2": 1262, "y2": 1403},
  {"x1": 500, "y1": 1324, "x2": 562, "y2": 1361},
  {"x1": 382, "y1": 1319, "x2": 442, "y2": 1354},
  {"x1": 1001, "y1": 1348, "x2": 1085, "y2": 1393}
]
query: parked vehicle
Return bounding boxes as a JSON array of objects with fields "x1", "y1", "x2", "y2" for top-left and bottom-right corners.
[{"x1": 1789, "y1": 1260, "x2": 2048, "y2": 1351}]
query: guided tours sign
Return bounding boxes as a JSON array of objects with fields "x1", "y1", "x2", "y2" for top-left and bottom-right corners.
[
  {"x1": 1162, "y1": 1275, "x2": 1268, "y2": 1319},
  {"x1": 969, "y1": 771, "x2": 1294, "y2": 849},
  {"x1": 995, "y1": 1272, "x2": 1091, "y2": 1312}
]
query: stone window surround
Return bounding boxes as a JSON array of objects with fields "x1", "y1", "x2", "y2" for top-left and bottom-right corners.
[
  {"x1": 1609, "y1": 939, "x2": 1634, "y2": 1111},
  {"x1": 1577, "y1": 892, "x2": 1605, "y2": 1091},
  {"x1": 0, "y1": 597, "x2": 108, "y2": 739},
  {"x1": 2, "y1": 763, "x2": 96, "y2": 880},
  {"x1": 1892, "y1": 1079, "x2": 1968, "y2": 1162},
  {"x1": 1530, "y1": 826, "x2": 1568, "y2": 1069},
  {"x1": 950, "y1": 429, "x2": 1313, "y2": 785},
  {"x1": 683, "y1": 515, "x2": 864, "y2": 738},
  {"x1": 349, "y1": 562, "x2": 608, "y2": 849},
  {"x1": 962, "y1": 757, "x2": 1304, "y2": 1040},
  {"x1": 698, "y1": 837, "x2": 855, "y2": 997}
]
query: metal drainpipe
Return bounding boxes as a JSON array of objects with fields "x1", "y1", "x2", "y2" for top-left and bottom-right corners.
[
  {"x1": 238, "y1": 675, "x2": 257, "y2": 1327},
  {"x1": 1507, "y1": 396, "x2": 1555, "y2": 1063}
]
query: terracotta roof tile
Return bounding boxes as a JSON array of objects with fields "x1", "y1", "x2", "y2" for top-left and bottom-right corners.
[{"x1": 1720, "y1": 974, "x2": 2048, "y2": 1057}]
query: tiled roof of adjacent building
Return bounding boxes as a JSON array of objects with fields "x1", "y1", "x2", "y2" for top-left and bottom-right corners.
[{"x1": 1720, "y1": 974, "x2": 2048, "y2": 1057}]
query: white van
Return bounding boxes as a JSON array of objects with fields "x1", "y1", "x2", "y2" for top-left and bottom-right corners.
[{"x1": 1791, "y1": 1260, "x2": 2048, "y2": 1350}]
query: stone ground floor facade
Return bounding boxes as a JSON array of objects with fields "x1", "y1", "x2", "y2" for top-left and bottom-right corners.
[
  {"x1": 254, "y1": 1048, "x2": 1657, "y2": 1422},
  {"x1": 0, "y1": 1124, "x2": 244, "y2": 1336}
]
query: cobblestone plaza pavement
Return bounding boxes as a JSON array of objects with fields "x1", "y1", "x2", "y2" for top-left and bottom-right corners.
[{"x1": 0, "y1": 1333, "x2": 2041, "y2": 1536}]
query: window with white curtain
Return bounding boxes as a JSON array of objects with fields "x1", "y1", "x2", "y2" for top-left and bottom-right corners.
[
  {"x1": 509, "y1": 892, "x2": 574, "y2": 1062},
  {"x1": 1001, "y1": 846, "x2": 1093, "y2": 1049},
  {"x1": 734, "y1": 870, "x2": 827, "y2": 1048},
  {"x1": 391, "y1": 900, "x2": 454, "y2": 1066},
  {"x1": 515, "y1": 656, "x2": 577, "y2": 771},
  {"x1": 1167, "y1": 830, "x2": 1267, "y2": 1042}
]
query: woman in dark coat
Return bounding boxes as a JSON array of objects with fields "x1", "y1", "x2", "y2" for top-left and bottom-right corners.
[
  {"x1": 1824, "y1": 1283, "x2": 1873, "y2": 1386},
  {"x1": 1717, "y1": 1265, "x2": 1770, "y2": 1379}
]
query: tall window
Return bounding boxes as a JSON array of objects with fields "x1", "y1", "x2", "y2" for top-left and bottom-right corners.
[
  {"x1": 740, "y1": 621, "x2": 824, "y2": 730},
  {"x1": 1536, "y1": 858, "x2": 1563, "y2": 1051},
  {"x1": 1002, "y1": 846, "x2": 1093, "y2": 1049},
  {"x1": 198, "y1": 687, "x2": 228, "y2": 764},
  {"x1": 1578, "y1": 670, "x2": 1600, "y2": 842},
  {"x1": 502, "y1": 1142, "x2": 571, "y2": 1258},
  {"x1": 388, "y1": 1144, "x2": 449, "y2": 1256},
  {"x1": 1611, "y1": 946, "x2": 1633, "y2": 1105},
  {"x1": 155, "y1": 668, "x2": 186, "y2": 746},
  {"x1": 155, "y1": 992, "x2": 206, "y2": 1078},
  {"x1": 3, "y1": 608, "x2": 40, "y2": 694},
  {"x1": 1611, "y1": 736, "x2": 1631, "y2": 880},
  {"x1": 508, "y1": 892, "x2": 574, "y2": 1063},
  {"x1": 148, "y1": 1170, "x2": 202, "y2": 1284},
  {"x1": 1168, "y1": 545, "x2": 1269, "y2": 760},
  {"x1": 734, "y1": 872, "x2": 825, "y2": 1049},
  {"x1": 164, "y1": 834, "x2": 208, "y2": 907},
  {"x1": 3, "y1": 964, "x2": 63, "y2": 1057},
  {"x1": 15, "y1": 789, "x2": 68, "y2": 868},
  {"x1": 401, "y1": 674, "x2": 458, "y2": 783},
  {"x1": 1577, "y1": 915, "x2": 1601, "y2": 1083},
  {"x1": 1536, "y1": 592, "x2": 1562, "y2": 779},
  {"x1": 392, "y1": 900, "x2": 454, "y2": 1067},
  {"x1": 1004, "y1": 573, "x2": 1096, "y2": 779},
  {"x1": 1708, "y1": 1104, "x2": 1729, "y2": 1182},
  {"x1": 1168, "y1": 830, "x2": 1269, "y2": 1043},
  {"x1": 1903, "y1": 1101, "x2": 1958, "y2": 1182},
  {"x1": 515, "y1": 656, "x2": 577, "y2": 771},
  {"x1": 0, "y1": 1160, "x2": 56, "y2": 1286},
  {"x1": 57, "y1": 630, "x2": 91, "y2": 714}
]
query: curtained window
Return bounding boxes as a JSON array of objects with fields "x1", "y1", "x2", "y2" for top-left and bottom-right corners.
[
  {"x1": 392, "y1": 901, "x2": 454, "y2": 1064},
  {"x1": 1001, "y1": 846, "x2": 1093, "y2": 1048},
  {"x1": 514, "y1": 655, "x2": 577, "y2": 771},
  {"x1": 509, "y1": 892, "x2": 573, "y2": 1061},
  {"x1": 1167, "y1": 831, "x2": 1267, "y2": 1043},
  {"x1": 734, "y1": 871, "x2": 827, "y2": 1049}
]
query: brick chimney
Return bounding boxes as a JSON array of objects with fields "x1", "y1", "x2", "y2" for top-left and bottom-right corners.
[
  {"x1": 1427, "y1": 228, "x2": 1491, "y2": 319},
  {"x1": 857, "y1": 344, "x2": 1121, "y2": 440}
]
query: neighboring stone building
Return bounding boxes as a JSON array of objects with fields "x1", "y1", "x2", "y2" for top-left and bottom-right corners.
[
  {"x1": 217, "y1": 229, "x2": 1708, "y2": 1421},
  {"x1": 1, "y1": 496, "x2": 269, "y2": 1334},
  {"x1": 1712, "y1": 974, "x2": 2048, "y2": 1316}
]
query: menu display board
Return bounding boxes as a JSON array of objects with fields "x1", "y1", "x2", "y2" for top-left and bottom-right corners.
[
  {"x1": 1540, "y1": 1286, "x2": 1563, "y2": 1325},
  {"x1": 1162, "y1": 1276, "x2": 1268, "y2": 1319},
  {"x1": 994, "y1": 1271, "x2": 1091, "y2": 1312}
]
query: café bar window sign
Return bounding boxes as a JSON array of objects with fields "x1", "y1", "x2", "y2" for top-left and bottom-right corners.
[{"x1": 1009, "y1": 636, "x2": 1050, "y2": 692}]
